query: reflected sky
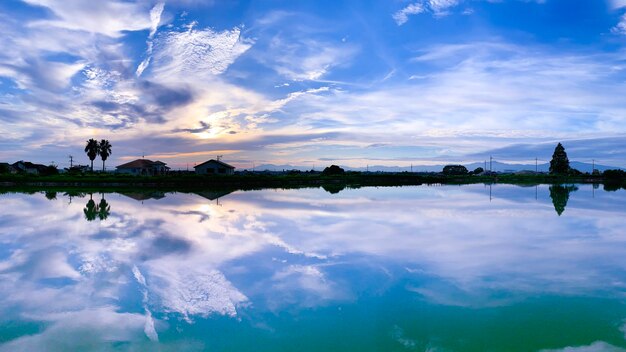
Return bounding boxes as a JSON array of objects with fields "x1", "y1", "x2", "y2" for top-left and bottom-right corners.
[{"x1": 1, "y1": 185, "x2": 626, "y2": 351}]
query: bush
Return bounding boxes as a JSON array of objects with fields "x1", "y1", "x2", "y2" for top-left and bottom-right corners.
[
  {"x1": 322, "y1": 165, "x2": 345, "y2": 175},
  {"x1": 443, "y1": 165, "x2": 468, "y2": 175},
  {"x1": 568, "y1": 168, "x2": 582, "y2": 176},
  {"x1": 603, "y1": 169, "x2": 626, "y2": 180},
  {"x1": 473, "y1": 167, "x2": 484, "y2": 174},
  {"x1": 40, "y1": 165, "x2": 59, "y2": 176}
]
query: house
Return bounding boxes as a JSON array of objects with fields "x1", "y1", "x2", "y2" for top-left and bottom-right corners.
[
  {"x1": 194, "y1": 159, "x2": 235, "y2": 175},
  {"x1": 0, "y1": 162, "x2": 17, "y2": 174},
  {"x1": 115, "y1": 159, "x2": 169, "y2": 176},
  {"x1": 12, "y1": 161, "x2": 48, "y2": 174}
]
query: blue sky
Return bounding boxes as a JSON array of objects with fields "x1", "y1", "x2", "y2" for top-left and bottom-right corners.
[{"x1": 1, "y1": 0, "x2": 626, "y2": 169}]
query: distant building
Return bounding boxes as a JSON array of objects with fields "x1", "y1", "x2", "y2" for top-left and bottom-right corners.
[
  {"x1": 66, "y1": 165, "x2": 90, "y2": 173},
  {"x1": 12, "y1": 161, "x2": 48, "y2": 174},
  {"x1": 116, "y1": 159, "x2": 169, "y2": 176},
  {"x1": 194, "y1": 159, "x2": 235, "y2": 175}
]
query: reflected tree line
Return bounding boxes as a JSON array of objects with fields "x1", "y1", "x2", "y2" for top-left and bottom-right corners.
[
  {"x1": 41, "y1": 191, "x2": 111, "y2": 221},
  {"x1": 20, "y1": 182, "x2": 626, "y2": 220}
]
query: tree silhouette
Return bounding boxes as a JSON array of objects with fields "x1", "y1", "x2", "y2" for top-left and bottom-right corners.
[
  {"x1": 84, "y1": 139, "x2": 99, "y2": 172},
  {"x1": 549, "y1": 184, "x2": 578, "y2": 216},
  {"x1": 322, "y1": 165, "x2": 345, "y2": 175},
  {"x1": 99, "y1": 139, "x2": 112, "y2": 172},
  {"x1": 549, "y1": 143, "x2": 570, "y2": 174},
  {"x1": 443, "y1": 165, "x2": 468, "y2": 175},
  {"x1": 83, "y1": 193, "x2": 98, "y2": 221},
  {"x1": 98, "y1": 195, "x2": 111, "y2": 220}
]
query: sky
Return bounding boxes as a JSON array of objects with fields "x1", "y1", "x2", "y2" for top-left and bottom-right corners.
[{"x1": 1, "y1": 0, "x2": 626, "y2": 170}]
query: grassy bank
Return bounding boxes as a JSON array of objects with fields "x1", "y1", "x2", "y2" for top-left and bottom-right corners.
[{"x1": 1, "y1": 172, "x2": 624, "y2": 193}]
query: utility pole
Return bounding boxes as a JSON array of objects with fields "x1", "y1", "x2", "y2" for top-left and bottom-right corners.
[
  {"x1": 535, "y1": 157, "x2": 538, "y2": 173},
  {"x1": 410, "y1": 164, "x2": 413, "y2": 173},
  {"x1": 490, "y1": 156, "x2": 493, "y2": 172},
  {"x1": 69, "y1": 155, "x2": 74, "y2": 168},
  {"x1": 217, "y1": 155, "x2": 222, "y2": 161},
  {"x1": 592, "y1": 159, "x2": 595, "y2": 173}
]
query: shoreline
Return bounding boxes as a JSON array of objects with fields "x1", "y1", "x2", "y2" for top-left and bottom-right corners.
[{"x1": 1, "y1": 173, "x2": 624, "y2": 192}]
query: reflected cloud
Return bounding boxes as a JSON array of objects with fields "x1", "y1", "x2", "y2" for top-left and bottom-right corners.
[{"x1": 1, "y1": 185, "x2": 626, "y2": 349}]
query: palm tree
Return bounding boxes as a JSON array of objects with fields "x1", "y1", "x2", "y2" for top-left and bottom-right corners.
[
  {"x1": 84, "y1": 139, "x2": 99, "y2": 172},
  {"x1": 99, "y1": 139, "x2": 112, "y2": 172}
]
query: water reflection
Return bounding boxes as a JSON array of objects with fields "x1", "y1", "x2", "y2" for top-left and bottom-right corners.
[
  {"x1": 0, "y1": 185, "x2": 625, "y2": 351},
  {"x1": 82, "y1": 193, "x2": 111, "y2": 221},
  {"x1": 549, "y1": 184, "x2": 578, "y2": 216}
]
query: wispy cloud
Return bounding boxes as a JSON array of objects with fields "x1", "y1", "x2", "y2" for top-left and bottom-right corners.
[
  {"x1": 151, "y1": 24, "x2": 253, "y2": 80},
  {"x1": 22, "y1": 0, "x2": 153, "y2": 37},
  {"x1": 393, "y1": 3, "x2": 427, "y2": 25}
]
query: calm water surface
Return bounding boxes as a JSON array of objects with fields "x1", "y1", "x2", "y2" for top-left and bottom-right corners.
[{"x1": 1, "y1": 184, "x2": 626, "y2": 351}]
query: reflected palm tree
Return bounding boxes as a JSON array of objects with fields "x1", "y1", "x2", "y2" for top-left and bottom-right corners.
[
  {"x1": 44, "y1": 191, "x2": 57, "y2": 200},
  {"x1": 549, "y1": 184, "x2": 578, "y2": 216},
  {"x1": 83, "y1": 193, "x2": 98, "y2": 221},
  {"x1": 98, "y1": 194, "x2": 111, "y2": 220}
]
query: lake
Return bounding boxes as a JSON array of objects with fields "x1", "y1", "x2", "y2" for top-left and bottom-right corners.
[{"x1": 0, "y1": 184, "x2": 625, "y2": 351}]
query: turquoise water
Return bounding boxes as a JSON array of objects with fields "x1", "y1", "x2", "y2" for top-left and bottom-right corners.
[{"x1": 1, "y1": 184, "x2": 626, "y2": 351}]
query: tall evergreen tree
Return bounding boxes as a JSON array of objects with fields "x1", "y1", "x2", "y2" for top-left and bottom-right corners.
[
  {"x1": 99, "y1": 139, "x2": 112, "y2": 172},
  {"x1": 84, "y1": 138, "x2": 99, "y2": 172},
  {"x1": 549, "y1": 143, "x2": 570, "y2": 174}
]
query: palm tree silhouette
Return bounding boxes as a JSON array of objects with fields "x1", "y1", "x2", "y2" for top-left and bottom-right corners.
[
  {"x1": 83, "y1": 193, "x2": 98, "y2": 221},
  {"x1": 98, "y1": 194, "x2": 111, "y2": 220},
  {"x1": 99, "y1": 139, "x2": 112, "y2": 172},
  {"x1": 84, "y1": 139, "x2": 99, "y2": 172}
]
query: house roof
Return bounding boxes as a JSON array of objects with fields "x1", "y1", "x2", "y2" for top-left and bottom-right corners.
[
  {"x1": 194, "y1": 159, "x2": 235, "y2": 169},
  {"x1": 12, "y1": 161, "x2": 48, "y2": 171},
  {"x1": 116, "y1": 159, "x2": 167, "y2": 169}
]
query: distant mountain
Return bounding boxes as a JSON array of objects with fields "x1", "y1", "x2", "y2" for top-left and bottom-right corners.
[{"x1": 247, "y1": 161, "x2": 623, "y2": 173}]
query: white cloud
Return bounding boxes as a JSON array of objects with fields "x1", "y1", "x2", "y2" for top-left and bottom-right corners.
[
  {"x1": 150, "y1": 25, "x2": 253, "y2": 80},
  {"x1": 266, "y1": 37, "x2": 357, "y2": 81},
  {"x1": 136, "y1": 2, "x2": 165, "y2": 77},
  {"x1": 428, "y1": 0, "x2": 460, "y2": 16},
  {"x1": 149, "y1": 2, "x2": 165, "y2": 39},
  {"x1": 393, "y1": 3, "x2": 426, "y2": 25},
  {"x1": 22, "y1": 0, "x2": 153, "y2": 37},
  {"x1": 610, "y1": 0, "x2": 626, "y2": 9},
  {"x1": 613, "y1": 14, "x2": 626, "y2": 34}
]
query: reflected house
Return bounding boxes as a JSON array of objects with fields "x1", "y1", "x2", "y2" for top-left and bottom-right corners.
[
  {"x1": 119, "y1": 191, "x2": 166, "y2": 201},
  {"x1": 116, "y1": 159, "x2": 169, "y2": 176},
  {"x1": 194, "y1": 159, "x2": 235, "y2": 175},
  {"x1": 194, "y1": 190, "x2": 234, "y2": 201}
]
